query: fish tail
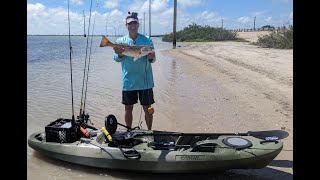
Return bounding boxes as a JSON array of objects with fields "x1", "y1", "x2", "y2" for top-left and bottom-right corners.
[{"x1": 99, "y1": 35, "x2": 113, "y2": 47}]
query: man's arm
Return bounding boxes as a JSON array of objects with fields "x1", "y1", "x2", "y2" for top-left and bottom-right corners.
[
  {"x1": 147, "y1": 51, "x2": 156, "y2": 63},
  {"x1": 113, "y1": 47, "x2": 125, "y2": 62},
  {"x1": 147, "y1": 38, "x2": 156, "y2": 63}
]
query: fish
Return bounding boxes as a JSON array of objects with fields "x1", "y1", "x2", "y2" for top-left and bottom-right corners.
[{"x1": 99, "y1": 35, "x2": 154, "y2": 61}]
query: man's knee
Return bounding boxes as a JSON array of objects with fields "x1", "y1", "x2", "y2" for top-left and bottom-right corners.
[{"x1": 125, "y1": 105, "x2": 134, "y2": 112}]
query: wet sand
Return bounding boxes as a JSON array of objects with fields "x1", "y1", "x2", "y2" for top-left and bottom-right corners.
[{"x1": 157, "y1": 31, "x2": 293, "y2": 179}]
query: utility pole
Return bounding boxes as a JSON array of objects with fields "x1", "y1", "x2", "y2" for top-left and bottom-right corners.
[
  {"x1": 253, "y1": 16, "x2": 256, "y2": 30},
  {"x1": 144, "y1": 12, "x2": 146, "y2": 35},
  {"x1": 221, "y1": 18, "x2": 223, "y2": 29},
  {"x1": 105, "y1": 19, "x2": 108, "y2": 36},
  {"x1": 173, "y1": 0, "x2": 177, "y2": 48},
  {"x1": 149, "y1": 0, "x2": 151, "y2": 36}
]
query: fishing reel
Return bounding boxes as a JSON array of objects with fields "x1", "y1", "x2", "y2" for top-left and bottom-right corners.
[
  {"x1": 74, "y1": 112, "x2": 98, "y2": 138},
  {"x1": 77, "y1": 113, "x2": 92, "y2": 125},
  {"x1": 105, "y1": 114, "x2": 118, "y2": 135}
]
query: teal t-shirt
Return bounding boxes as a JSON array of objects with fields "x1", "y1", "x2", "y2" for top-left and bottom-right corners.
[{"x1": 113, "y1": 34, "x2": 156, "y2": 91}]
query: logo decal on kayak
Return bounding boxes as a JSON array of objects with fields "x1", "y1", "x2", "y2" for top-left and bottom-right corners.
[{"x1": 175, "y1": 155, "x2": 206, "y2": 161}]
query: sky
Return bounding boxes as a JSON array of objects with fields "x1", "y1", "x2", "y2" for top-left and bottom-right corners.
[{"x1": 27, "y1": 0, "x2": 293, "y2": 35}]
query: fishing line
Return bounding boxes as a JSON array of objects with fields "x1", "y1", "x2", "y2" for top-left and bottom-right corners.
[
  {"x1": 138, "y1": 54, "x2": 150, "y2": 128},
  {"x1": 79, "y1": 0, "x2": 93, "y2": 117},
  {"x1": 67, "y1": 0, "x2": 75, "y2": 122}
]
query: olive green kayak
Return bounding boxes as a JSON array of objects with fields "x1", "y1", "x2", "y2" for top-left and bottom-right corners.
[{"x1": 28, "y1": 128, "x2": 283, "y2": 173}]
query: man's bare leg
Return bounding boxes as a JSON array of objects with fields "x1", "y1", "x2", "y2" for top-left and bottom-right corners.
[
  {"x1": 125, "y1": 105, "x2": 134, "y2": 128},
  {"x1": 143, "y1": 105, "x2": 153, "y2": 130}
]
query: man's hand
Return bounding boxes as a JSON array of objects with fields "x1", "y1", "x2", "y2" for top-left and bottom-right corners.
[
  {"x1": 147, "y1": 51, "x2": 155, "y2": 60},
  {"x1": 113, "y1": 47, "x2": 125, "y2": 58}
]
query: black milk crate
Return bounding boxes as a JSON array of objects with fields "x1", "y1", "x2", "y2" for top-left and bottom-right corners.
[{"x1": 45, "y1": 118, "x2": 78, "y2": 143}]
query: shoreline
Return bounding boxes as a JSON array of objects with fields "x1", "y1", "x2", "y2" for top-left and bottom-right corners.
[{"x1": 159, "y1": 33, "x2": 293, "y2": 179}]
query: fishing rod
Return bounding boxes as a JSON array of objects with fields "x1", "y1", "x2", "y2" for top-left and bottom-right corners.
[
  {"x1": 79, "y1": 0, "x2": 93, "y2": 121},
  {"x1": 67, "y1": 0, "x2": 75, "y2": 123},
  {"x1": 83, "y1": 10, "x2": 86, "y2": 37},
  {"x1": 82, "y1": 1, "x2": 99, "y2": 123}
]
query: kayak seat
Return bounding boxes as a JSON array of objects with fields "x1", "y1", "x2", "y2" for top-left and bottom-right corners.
[
  {"x1": 174, "y1": 135, "x2": 204, "y2": 151},
  {"x1": 108, "y1": 131, "x2": 143, "y2": 148},
  {"x1": 174, "y1": 136, "x2": 219, "y2": 152},
  {"x1": 190, "y1": 142, "x2": 218, "y2": 152}
]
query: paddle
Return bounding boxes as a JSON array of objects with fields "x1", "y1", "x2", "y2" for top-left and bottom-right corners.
[
  {"x1": 128, "y1": 130, "x2": 289, "y2": 141},
  {"x1": 104, "y1": 114, "x2": 289, "y2": 141},
  {"x1": 246, "y1": 130, "x2": 289, "y2": 140}
]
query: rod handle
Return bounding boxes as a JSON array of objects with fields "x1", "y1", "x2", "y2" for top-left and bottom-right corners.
[{"x1": 80, "y1": 126, "x2": 89, "y2": 137}]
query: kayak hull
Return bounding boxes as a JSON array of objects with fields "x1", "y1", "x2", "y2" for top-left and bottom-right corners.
[{"x1": 28, "y1": 130, "x2": 283, "y2": 173}]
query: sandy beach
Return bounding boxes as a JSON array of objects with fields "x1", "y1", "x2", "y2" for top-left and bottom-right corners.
[{"x1": 159, "y1": 31, "x2": 293, "y2": 179}]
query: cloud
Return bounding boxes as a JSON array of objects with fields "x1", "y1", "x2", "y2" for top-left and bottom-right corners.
[
  {"x1": 264, "y1": 17, "x2": 272, "y2": 22},
  {"x1": 28, "y1": 3, "x2": 83, "y2": 35},
  {"x1": 124, "y1": 0, "x2": 147, "y2": 13},
  {"x1": 27, "y1": 3, "x2": 45, "y2": 12},
  {"x1": 152, "y1": 0, "x2": 169, "y2": 12},
  {"x1": 71, "y1": 0, "x2": 84, "y2": 6},
  {"x1": 27, "y1": 0, "x2": 292, "y2": 35},
  {"x1": 200, "y1": 11, "x2": 219, "y2": 22},
  {"x1": 178, "y1": 0, "x2": 205, "y2": 8},
  {"x1": 123, "y1": 0, "x2": 169, "y2": 13},
  {"x1": 103, "y1": 0, "x2": 121, "y2": 9},
  {"x1": 237, "y1": 16, "x2": 252, "y2": 24}
]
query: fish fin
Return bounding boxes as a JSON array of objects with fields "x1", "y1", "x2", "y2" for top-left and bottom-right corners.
[
  {"x1": 99, "y1": 35, "x2": 113, "y2": 47},
  {"x1": 133, "y1": 52, "x2": 143, "y2": 61}
]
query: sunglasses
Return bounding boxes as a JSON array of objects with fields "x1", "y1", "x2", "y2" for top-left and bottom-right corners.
[{"x1": 127, "y1": 21, "x2": 139, "y2": 25}]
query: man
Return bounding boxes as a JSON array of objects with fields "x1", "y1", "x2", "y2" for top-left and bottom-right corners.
[{"x1": 113, "y1": 12, "x2": 156, "y2": 130}]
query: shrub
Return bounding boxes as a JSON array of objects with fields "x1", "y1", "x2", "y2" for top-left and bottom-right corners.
[
  {"x1": 162, "y1": 23, "x2": 237, "y2": 42},
  {"x1": 254, "y1": 26, "x2": 293, "y2": 49}
]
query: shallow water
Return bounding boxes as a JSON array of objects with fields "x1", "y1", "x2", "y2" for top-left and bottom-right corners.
[{"x1": 27, "y1": 36, "x2": 291, "y2": 180}]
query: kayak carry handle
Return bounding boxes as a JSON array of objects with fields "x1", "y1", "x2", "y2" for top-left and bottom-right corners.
[
  {"x1": 80, "y1": 138, "x2": 92, "y2": 144},
  {"x1": 260, "y1": 140, "x2": 279, "y2": 144},
  {"x1": 123, "y1": 149, "x2": 141, "y2": 160},
  {"x1": 102, "y1": 127, "x2": 113, "y2": 142}
]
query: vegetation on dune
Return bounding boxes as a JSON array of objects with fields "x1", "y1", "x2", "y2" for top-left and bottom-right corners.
[
  {"x1": 162, "y1": 23, "x2": 238, "y2": 42},
  {"x1": 162, "y1": 23, "x2": 293, "y2": 49},
  {"x1": 253, "y1": 26, "x2": 293, "y2": 49}
]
